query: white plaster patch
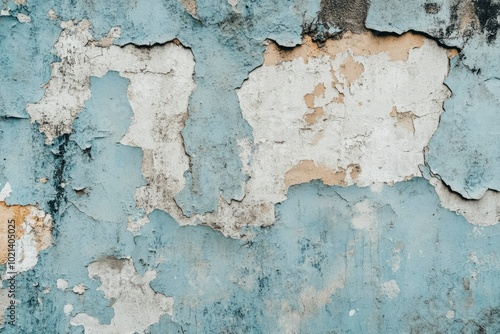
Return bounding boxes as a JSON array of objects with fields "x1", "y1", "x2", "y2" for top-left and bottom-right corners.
[
  {"x1": 70, "y1": 258, "x2": 173, "y2": 334},
  {"x1": 349, "y1": 309, "x2": 356, "y2": 316},
  {"x1": 0, "y1": 202, "x2": 53, "y2": 272},
  {"x1": 16, "y1": 207, "x2": 53, "y2": 272},
  {"x1": 72, "y1": 283, "x2": 87, "y2": 295},
  {"x1": 16, "y1": 13, "x2": 30, "y2": 23},
  {"x1": 64, "y1": 304, "x2": 74, "y2": 315},
  {"x1": 446, "y1": 309, "x2": 455, "y2": 319},
  {"x1": 380, "y1": 279, "x2": 400, "y2": 300},
  {"x1": 232, "y1": 36, "x2": 448, "y2": 235},
  {"x1": 127, "y1": 215, "x2": 150, "y2": 233},
  {"x1": 47, "y1": 9, "x2": 57, "y2": 20},
  {"x1": 227, "y1": 0, "x2": 238, "y2": 11},
  {"x1": 57, "y1": 278, "x2": 69, "y2": 290},
  {"x1": 0, "y1": 183, "x2": 11, "y2": 201},
  {"x1": 429, "y1": 176, "x2": 500, "y2": 226}
]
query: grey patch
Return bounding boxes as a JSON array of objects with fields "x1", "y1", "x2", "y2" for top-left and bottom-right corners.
[
  {"x1": 472, "y1": 0, "x2": 500, "y2": 43},
  {"x1": 424, "y1": 2, "x2": 441, "y2": 14},
  {"x1": 305, "y1": 0, "x2": 369, "y2": 42},
  {"x1": 94, "y1": 257, "x2": 127, "y2": 271}
]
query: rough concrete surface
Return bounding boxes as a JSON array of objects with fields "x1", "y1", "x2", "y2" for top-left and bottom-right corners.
[{"x1": 0, "y1": 0, "x2": 499, "y2": 333}]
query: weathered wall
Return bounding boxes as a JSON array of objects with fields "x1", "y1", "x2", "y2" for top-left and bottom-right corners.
[{"x1": 0, "y1": 0, "x2": 499, "y2": 333}]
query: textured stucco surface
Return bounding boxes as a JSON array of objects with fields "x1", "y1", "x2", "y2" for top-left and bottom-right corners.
[{"x1": 0, "y1": 0, "x2": 499, "y2": 333}]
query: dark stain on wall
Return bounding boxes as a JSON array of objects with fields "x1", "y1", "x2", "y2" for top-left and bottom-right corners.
[
  {"x1": 305, "y1": 0, "x2": 369, "y2": 42},
  {"x1": 472, "y1": 0, "x2": 500, "y2": 43}
]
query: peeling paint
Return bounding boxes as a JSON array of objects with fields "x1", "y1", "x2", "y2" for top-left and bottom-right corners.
[
  {"x1": 126, "y1": 30, "x2": 451, "y2": 237},
  {"x1": 0, "y1": 202, "x2": 52, "y2": 271},
  {"x1": 234, "y1": 33, "x2": 450, "y2": 233},
  {"x1": 1, "y1": 0, "x2": 500, "y2": 332},
  {"x1": 367, "y1": 0, "x2": 500, "y2": 200},
  {"x1": 71, "y1": 258, "x2": 173, "y2": 334}
]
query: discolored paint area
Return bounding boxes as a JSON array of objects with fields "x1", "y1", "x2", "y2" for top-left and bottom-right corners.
[
  {"x1": 128, "y1": 179, "x2": 500, "y2": 333},
  {"x1": 366, "y1": 0, "x2": 500, "y2": 200},
  {"x1": 0, "y1": 202, "x2": 52, "y2": 271},
  {"x1": 234, "y1": 33, "x2": 450, "y2": 231},
  {"x1": 0, "y1": 0, "x2": 499, "y2": 333}
]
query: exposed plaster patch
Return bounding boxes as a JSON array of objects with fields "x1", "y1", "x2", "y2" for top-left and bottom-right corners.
[
  {"x1": 127, "y1": 215, "x2": 150, "y2": 232},
  {"x1": 70, "y1": 258, "x2": 173, "y2": 334},
  {"x1": 228, "y1": 34, "x2": 449, "y2": 235},
  {"x1": 126, "y1": 31, "x2": 450, "y2": 238},
  {"x1": 0, "y1": 183, "x2": 12, "y2": 201},
  {"x1": 380, "y1": 280, "x2": 400, "y2": 300},
  {"x1": 47, "y1": 9, "x2": 57, "y2": 20},
  {"x1": 227, "y1": 0, "x2": 238, "y2": 12},
  {"x1": 64, "y1": 304, "x2": 74, "y2": 316},
  {"x1": 16, "y1": 13, "x2": 30, "y2": 23},
  {"x1": 56, "y1": 278, "x2": 69, "y2": 290},
  {"x1": 179, "y1": 0, "x2": 197, "y2": 18},
  {"x1": 0, "y1": 202, "x2": 52, "y2": 272},
  {"x1": 72, "y1": 283, "x2": 87, "y2": 295},
  {"x1": 264, "y1": 32, "x2": 426, "y2": 66},
  {"x1": 429, "y1": 176, "x2": 500, "y2": 226},
  {"x1": 351, "y1": 199, "x2": 375, "y2": 230},
  {"x1": 285, "y1": 160, "x2": 361, "y2": 188},
  {"x1": 26, "y1": 20, "x2": 195, "y2": 144},
  {"x1": 338, "y1": 55, "x2": 364, "y2": 85}
]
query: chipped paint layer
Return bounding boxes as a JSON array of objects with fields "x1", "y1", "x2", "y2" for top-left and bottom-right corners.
[
  {"x1": 0, "y1": 202, "x2": 52, "y2": 272},
  {"x1": 127, "y1": 31, "x2": 450, "y2": 237},
  {"x1": 71, "y1": 258, "x2": 173, "y2": 333},
  {"x1": 129, "y1": 179, "x2": 500, "y2": 333},
  {"x1": 1, "y1": 0, "x2": 500, "y2": 333},
  {"x1": 234, "y1": 33, "x2": 450, "y2": 231},
  {"x1": 366, "y1": 0, "x2": 500, "y2": 199},
  {"x1": 26, "y1": 20, "x2": 195, "y2": 144}
]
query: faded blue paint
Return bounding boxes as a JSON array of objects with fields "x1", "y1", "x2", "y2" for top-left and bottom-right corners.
[
  {"x1": 0, "y1": 118, "x2": 56, "y2": 208},
  {"x1": 1, "y1": 0, "x2": 320, "y2": 215},
  {"x1": 0, "y1": 6, "x2": 60, "y2": 119},
  {"x1": 1, "y1": 1, "x2": 499, "y2": 333},
  {"x1": 427, "y1": 57, "x2": 500, "y2": 199},
  {"x1": 366, "y1": 0, "x2": 500, "y2": 199},
  {"x1": 2, "y1": 72, "x2": 142, "y2": 333},
  {"x1": 130, "y1": 179, "x2": 500, "y2": 333},
  {"x1": 68, "y1": 72, "x2": 145, "y2": 223}
]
